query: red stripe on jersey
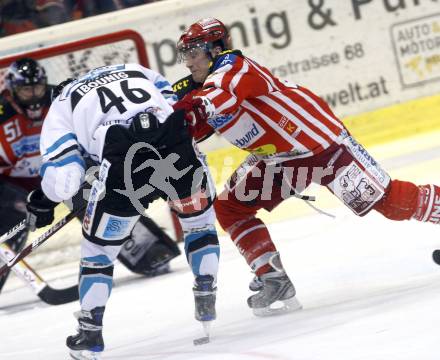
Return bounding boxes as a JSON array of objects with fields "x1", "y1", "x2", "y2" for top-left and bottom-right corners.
[
  {"x1": 289, "y1": 90, "x2": 342, "y2": 137},
  {"x1": 250, "y1": 96, "x2": 324, "y2": 153},
  {"x1": 203, "y1": 88, "x2": 238, "y2": 115},
  {"x1": 295, "y1": 86, "x2": 343, "y2": 129},
  {"x1": 265, "y1": 92, "x2": 336, "y2": 145}
]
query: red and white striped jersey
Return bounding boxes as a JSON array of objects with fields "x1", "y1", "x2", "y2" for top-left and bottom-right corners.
[
  {"x1": 197, "y1": 50, "x2": 345, "y2": 158},
  {"x1": 0, "y1": 92, "x2": 46, "y2": 178}
]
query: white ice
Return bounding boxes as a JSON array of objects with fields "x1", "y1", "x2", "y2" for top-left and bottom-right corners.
[{"x1": 1, "y1": 132, "x2": 440, "y2": 360}]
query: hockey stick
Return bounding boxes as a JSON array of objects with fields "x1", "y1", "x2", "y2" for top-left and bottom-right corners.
[
  {"x1": 0, "y1": 205, "x2": 85, "y2": 277},
  {"x1": 0, "y1": 219, "x2": 27, "y2": 246},
  {"x1": 0, "y1": 242, "x2": 78, "y2": 305}
]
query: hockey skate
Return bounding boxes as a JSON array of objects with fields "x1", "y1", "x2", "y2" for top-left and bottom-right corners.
[
  {"x1": 66, "y1": 307, "x2": 105, "y2": 360},
  {"x1": 247, "y1": 253, "x2": 302, "y2": 317},
  {"x1": 249, "y1": 274, "x2": 263, "y2": 292},
  {"x1": 193, "y1": 275, "x2": 216, "y2": 345}
]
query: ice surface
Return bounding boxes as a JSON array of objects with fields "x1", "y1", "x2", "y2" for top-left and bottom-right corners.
[{"x1": 1, "y1": 208, "x2": 439, "y2": 360}]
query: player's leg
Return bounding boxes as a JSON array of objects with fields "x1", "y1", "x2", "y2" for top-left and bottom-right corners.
[
  {"x1": 322, "y1": 132, "x2": 440, "y2": 223},
  {"x1": 66, "y1": 158, "x2": 140, "y2": 360},
  {"x1": 214, "y1": 156, "x2": 301, "y2": 316},
  {"x1": 74, "y1": 160, "x2": 181, "y2": 278},
  {"x1": 166, "y1": 140, "x2": 220, "y2": 324}
]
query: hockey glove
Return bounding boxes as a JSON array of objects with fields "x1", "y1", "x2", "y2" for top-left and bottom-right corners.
[
  {"x1": 173, "y1": 95, "x2": 216, "y2": 125},
  {"x1": 26, "y1": 189, "x2": 58, "y2": 231}
]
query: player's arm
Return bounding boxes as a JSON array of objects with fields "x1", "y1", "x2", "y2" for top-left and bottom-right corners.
[
  {"x1": 199, "y1": 53, "x2": 269, "y2": 115},
  {"x1": 40, "y1": 96, "x2": 85, "y2": 203},
  {"x1": 26, "y1": 94, "x2": 85, "y2": 230},
  {"x1": 175, "y1": 53, "x2": 268, "y2": 124}
]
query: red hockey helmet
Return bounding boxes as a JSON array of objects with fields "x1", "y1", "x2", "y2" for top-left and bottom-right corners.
[{"x1": 177, "y1": 18, "x2": 229, "y2": 61}]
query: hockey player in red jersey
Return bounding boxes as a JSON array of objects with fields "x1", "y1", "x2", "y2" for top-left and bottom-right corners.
[
  {"x1": 0, "y1": 58, "x2": 52, "y2": 292},
  {"x1": 175, "y1": 17, "x2": 440, "y2": 316}
]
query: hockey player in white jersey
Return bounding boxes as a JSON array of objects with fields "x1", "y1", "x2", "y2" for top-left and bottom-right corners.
[{"x1": 25, "y1": 64, "x2": 220, "y2": 360}]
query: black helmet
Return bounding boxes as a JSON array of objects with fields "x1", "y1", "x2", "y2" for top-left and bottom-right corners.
[{"x1": 6, "y1": 58, "x2": 48, "y2": 121}]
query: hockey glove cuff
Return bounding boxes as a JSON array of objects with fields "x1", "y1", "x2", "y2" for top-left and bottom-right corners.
[{"x1": 26, "y1": 189, "x2": 58, "y2": 231}]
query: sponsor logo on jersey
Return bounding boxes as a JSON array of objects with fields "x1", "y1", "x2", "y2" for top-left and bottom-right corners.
[
  {"x1": 213, "y1": 54, "x2": 237, "y2": 72},
  {"x1": 97, "y1": 215, "x2": 134, "y2": 240},
  {"x1": 28, "y1": 167, "x2": 39, "y2": 176},
  {"x1": 232, "y1": 123, "x2": 263, "y2": 148},
  {"x1": 173, "y1": 79, "x2": 190, "y2": 92},
  {"x1": 344, "y1": 136, "x2": 389, "y2": 187},
  {"x1": 222, "y1": 112, "x2": 265, "y2": 149},
  {"x1": 82, "y1": 186, "x2": 99, "y2": 234},
  {"x1": 219, "y1": 54, "x2": 235, "y2": 67},
  {"x1": 278, "y1": 116, "x2": 298, "y2": 136},
  {"x1": 207, "y1": 114, "x2": 233, "y2": 130},
  {"x1": 11, "y1": 135, "x2": 40, "y2": 157}
]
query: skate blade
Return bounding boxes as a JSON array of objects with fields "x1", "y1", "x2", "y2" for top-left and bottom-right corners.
[
  {"x1": 193, "y1": 335, "x2": 210, "y2": 346},
  {"x1": 70, "y1": 349, "x2": 102, "y2": 360},
  {"x1": 253, "y1": 296, "x2": 303, "y2": 317},
  {"x1": 193, "y1": 321, "x2": 212, "y2": 346}
]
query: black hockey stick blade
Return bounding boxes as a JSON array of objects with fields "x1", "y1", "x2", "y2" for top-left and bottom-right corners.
[{"x1": 37, "y1": 284, "x2": 79, "y2": 305}]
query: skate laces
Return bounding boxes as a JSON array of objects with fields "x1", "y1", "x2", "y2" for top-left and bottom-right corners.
[{"x1": 74, "y1": 310, "x2": 103, "y2": 331}]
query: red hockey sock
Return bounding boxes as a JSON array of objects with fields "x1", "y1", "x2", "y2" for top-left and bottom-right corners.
[
  {"x1": 413, "y1": 184, "x2": 440, "y2": 224},
  {"x1": 373, "y1": 180, "x2": 419, "y2": 221},
  {"x1": 229, "y1": 218, "x2": 277, "y2": 276}
]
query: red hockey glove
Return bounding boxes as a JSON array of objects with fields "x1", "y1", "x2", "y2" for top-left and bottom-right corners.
[
  {"x1": 192, "y1": 97, "x2": 216, "y2": 123},
  {"x1": 173, "y1": 95, "x2": 216, "y2": 125},
  {"x1": 173, "y1": 94, "x2": 196, "y2": 124}
]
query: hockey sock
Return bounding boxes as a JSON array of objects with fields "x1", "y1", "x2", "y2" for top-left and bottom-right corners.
[
  {"x1": 413, "y1": 184, "x2": 440, "y2": 224},
  {"x1": 79, "y1": 255, "x2": 114, "y2": 311},
  {"x1": 229, "y1": 217, "x2": 278, "y2": 276}
]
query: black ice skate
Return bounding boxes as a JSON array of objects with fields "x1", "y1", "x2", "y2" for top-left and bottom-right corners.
[
  {"x1": 247, "y1": 254, "x2": 302, "y2": 317},
  {"x1": 66, "y1": 307, "x2": 105, "y2": 360},
  {"x1": 192, "y1": 275, "x2": 216, "y2": 345}
]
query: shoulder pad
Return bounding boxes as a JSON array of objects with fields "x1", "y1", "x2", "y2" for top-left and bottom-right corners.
[
  {"x1": 172, "y1": 75, "x2": 202, "y2": 100},
  {"x1": 211, "y1": 50, "x2": 241, "y2": 72}
]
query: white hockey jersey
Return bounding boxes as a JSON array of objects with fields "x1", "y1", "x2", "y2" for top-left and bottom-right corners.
[{"x1": 40, "y1": 63, "x2": 177, "y2": 202}]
